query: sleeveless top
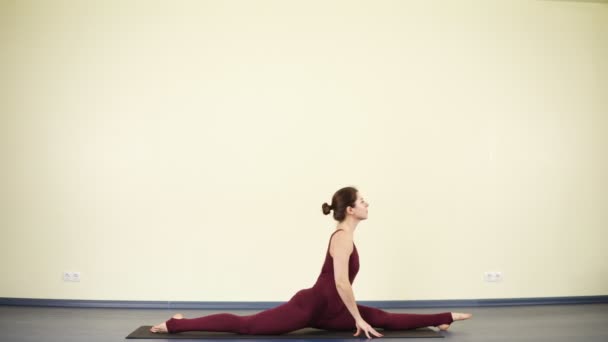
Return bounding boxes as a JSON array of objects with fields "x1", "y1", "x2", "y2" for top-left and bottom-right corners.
[{"x1": 313, "y1": 229, "x2": 360, "y2": 290}]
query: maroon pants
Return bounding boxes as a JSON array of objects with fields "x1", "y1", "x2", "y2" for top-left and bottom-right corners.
[{"x1": 166, "y1": 293, "x2": 453, "y2": 335}]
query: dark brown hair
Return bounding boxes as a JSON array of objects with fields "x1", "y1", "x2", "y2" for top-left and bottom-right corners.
[{"x1": 322, "y1": 186, "x2": 358, "y2": 222}]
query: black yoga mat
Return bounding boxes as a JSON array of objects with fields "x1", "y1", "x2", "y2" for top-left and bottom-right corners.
[{"x1": 126, "y1": 326, "x2": 444, "y2": 339}]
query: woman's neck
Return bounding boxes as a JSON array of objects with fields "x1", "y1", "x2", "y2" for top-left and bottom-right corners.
[{"x1": 337, "y1": 217, "x2": 359, "y2": 234}]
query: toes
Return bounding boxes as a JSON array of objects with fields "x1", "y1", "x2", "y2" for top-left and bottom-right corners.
[
  {"x1": 150, "y1": 324, "x2": 164, "y2": 333},
  {"x1": 453, "y1": 313, "x2": 472, "y2": 321},
  {"x1": 454, "y1": 312, "x2": 471, "y2": 320}
]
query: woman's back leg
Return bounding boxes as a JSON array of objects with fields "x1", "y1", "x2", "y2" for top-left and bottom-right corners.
[{"x1": 166, "y1": 290, "x2": 314, "y2": 335}]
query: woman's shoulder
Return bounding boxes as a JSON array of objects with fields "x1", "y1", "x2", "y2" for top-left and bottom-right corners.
[
  {"x1": 330, "y1": 229, "x2": 351, "y2": 241},
  {"x1": 329, "y1": 229, "x2": 354, "y2": 257}
]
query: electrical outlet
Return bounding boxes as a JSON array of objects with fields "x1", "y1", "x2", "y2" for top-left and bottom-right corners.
[
  {"x1": 62, "y1": 271, "x2": 81, "y2": 282},
  {"x1": 484, "y1": 271, "x2": 503, "y2": 282}
]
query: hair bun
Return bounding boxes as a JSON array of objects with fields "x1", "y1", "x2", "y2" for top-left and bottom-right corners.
[{"x1": 322, "y1": 202, "x2": 332, "y2": 215}]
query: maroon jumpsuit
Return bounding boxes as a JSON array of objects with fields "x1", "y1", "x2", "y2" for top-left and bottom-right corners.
[{"x1": 165, "y1": 229, "x2": 453, "y2": 334}]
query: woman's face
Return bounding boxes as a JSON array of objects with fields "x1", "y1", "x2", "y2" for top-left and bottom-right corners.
[{"x1": 349, "y1": 192, "x2": 369, "y2": 220}]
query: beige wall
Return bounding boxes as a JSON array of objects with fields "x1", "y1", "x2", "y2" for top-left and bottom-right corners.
[{"x1": 2, "y1": 0, "x2": 607, "y2": 302}]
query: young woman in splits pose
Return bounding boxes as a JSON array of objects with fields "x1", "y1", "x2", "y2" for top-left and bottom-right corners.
[{"x1": 151, "y1": 186, "x2": 472, "y2": 338}]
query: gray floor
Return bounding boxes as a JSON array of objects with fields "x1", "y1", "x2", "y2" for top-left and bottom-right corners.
[{"x1": 1, "y1": 303, "x2": 607, "y2": 342}]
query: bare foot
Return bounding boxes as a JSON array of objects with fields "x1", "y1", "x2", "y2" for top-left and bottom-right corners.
[
  {"x1": 149, "y1": 313, "x2": 185, "y2": 333},
  {"x1": 437, "y1": 312, "x2": 472, "y2": 331},
  {"x1": 150, "y1": 322, "x2": 168, "y2": 333},
  {"x1": 452, "y1": 312, "x2": 473, "y2": 321}
]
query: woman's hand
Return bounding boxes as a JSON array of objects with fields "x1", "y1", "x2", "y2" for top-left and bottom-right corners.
[{"x1": 354, "y1": 318, "x2": 384, "y2": 339}]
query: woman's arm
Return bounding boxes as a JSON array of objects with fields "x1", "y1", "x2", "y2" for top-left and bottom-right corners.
[
  {"x1": 331, "y1": 232, "x2": 363, "y2": 321},
  {"x1": 331, "y1": 232, "x2": 383, "y2": 338}
]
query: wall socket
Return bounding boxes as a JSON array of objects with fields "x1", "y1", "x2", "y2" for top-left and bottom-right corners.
[
  {"x1": 62, "y1": 271, "x2": 81, "y2": 282},
  {"x1": 484, "y1": 271, "x2": 503, "y2": 282}
]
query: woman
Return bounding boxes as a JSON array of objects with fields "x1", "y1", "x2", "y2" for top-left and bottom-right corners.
[{"x1": 151, "y1": 186, "x2": 472, "y2": 338}]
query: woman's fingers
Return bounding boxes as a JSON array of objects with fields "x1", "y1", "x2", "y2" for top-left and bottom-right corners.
[
  {"x1": 355, "y1": 319, "x2": 383, "y2": 339},
  {"x1": 372, "y1": 328, "x2": 384, "y2": 337},
  {"x1": 365, "y1": 327, "x2": 383, "y2": 339}
]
